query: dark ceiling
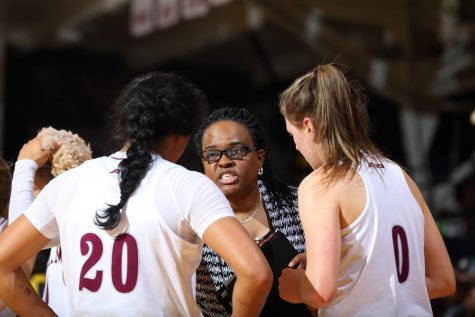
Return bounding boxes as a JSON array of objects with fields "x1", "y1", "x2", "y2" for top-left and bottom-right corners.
[{"x1": 4, "y1": 0, "x2": 475, "y2": 113}]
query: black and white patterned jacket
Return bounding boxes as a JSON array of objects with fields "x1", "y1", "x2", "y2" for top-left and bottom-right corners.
[{"x1": 196, "y1": 181, "x2": 306, "y2": 317}]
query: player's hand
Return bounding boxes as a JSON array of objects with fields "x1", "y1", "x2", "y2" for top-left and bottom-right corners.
[
  {"x1": 278, "y1": 267, "x2": 305, "y2": 304},
  {"x1": 18, "y1": 135, "x2": 60, "y2": 167},
  {"x1": 288, "y1": 252, "x2": 307, "y2": 269}
]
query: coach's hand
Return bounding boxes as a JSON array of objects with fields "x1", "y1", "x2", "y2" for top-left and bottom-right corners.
[{"x1": 288, "y1": 252, "x2": 307, "y2": 269}]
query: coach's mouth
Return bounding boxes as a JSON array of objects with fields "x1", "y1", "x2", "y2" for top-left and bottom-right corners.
[{"x1": 218, "y1": 171, "x2": 238, "y2": 185}]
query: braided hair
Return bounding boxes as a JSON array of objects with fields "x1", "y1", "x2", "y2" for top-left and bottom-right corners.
[
  {"x1": 95, "y1": 72, "x2": 207, "y2": 230},
  {"x1": 194, "y1": 107, "x2": 294, "y2": 211}
]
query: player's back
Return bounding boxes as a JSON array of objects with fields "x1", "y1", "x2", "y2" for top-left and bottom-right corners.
[
  {"x1": 54, "y1": 152, "x2": 207, "y2": 316},
  {"x1": 320, "y1": 158, "x2": 432, "y2": 317}
]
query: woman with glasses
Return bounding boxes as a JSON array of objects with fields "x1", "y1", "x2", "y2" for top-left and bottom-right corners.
[
  {"x1": 195, "y1": 107, "x2": 312, "y2": 317},
  {"x1": 0, "y1": 73, "x2": 272, "y2": 316}
]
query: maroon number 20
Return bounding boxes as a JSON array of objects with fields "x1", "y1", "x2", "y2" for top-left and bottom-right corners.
[
  {"x1": 392, "y1": 225, "x2": 409, "y2": 283},
  {"x1": 79, "y1": 233, "x2": 138, "y2": 293}
]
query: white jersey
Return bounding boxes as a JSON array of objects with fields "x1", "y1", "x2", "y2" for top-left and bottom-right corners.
[
  {"x1": 43, "y1": 246, "x2": 70, "y2": 316},
  {"x1": 9, "y1": 160, "x2": 70, "y2": 316},
  {"x1": 24, "y1": 151, "x2": 234, "y2": 316},
  {"x1": 319, "y1": 159, "x2": 432, "y2": 317}
]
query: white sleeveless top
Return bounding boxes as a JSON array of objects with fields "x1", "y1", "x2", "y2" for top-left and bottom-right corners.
[
  {"x1": 24, "y1": 152, "x2": 233, "y2": 316},
  {"x1": 319, "y1": 158, "x2": 432, "y2": 317}
]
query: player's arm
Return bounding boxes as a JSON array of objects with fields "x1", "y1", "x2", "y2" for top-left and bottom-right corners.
[
  {"x1": 8, "y1": 159, "x2": 39, "y2": 278},
  {"x1": 0, "y1": 215, "x2": 56, "y2": 316},
  {"x1": 203, "y1": 217, "x2": 273, "y2": 317},
  {"x1": 9, "y1": 135, "x2": 59, "y2": 223},
  {"x1": 403, "y1": 171, "x2": 456, "y2": 298},
  {"x1": 279, "y1": 173, "x2": 340, "y2": 308},
  {"x1": 8, "y1": 135, "x2": 61, "y2": 278}
]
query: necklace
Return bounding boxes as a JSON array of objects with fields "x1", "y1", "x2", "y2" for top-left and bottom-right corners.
[{"x1": 238, "y1": 193, "x2": 261, "y2": 224}]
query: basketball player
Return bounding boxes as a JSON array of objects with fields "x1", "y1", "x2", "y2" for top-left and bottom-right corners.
[
  {"x1": 0, "y1": 72, "x2": 272, "y2": 316},
  {"x1": 9, "y1": 128, "x2": 91, "y2": 316},
  {"x1": 277, "y1": 64, "x2": 455, "y2": 316}
]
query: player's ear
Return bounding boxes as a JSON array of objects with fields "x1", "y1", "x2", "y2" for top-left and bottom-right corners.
[{"x1": 302, "y1": 117, "x2": 318, "y2": 141}]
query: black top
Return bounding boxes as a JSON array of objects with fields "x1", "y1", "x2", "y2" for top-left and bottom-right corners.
[{"x1": 196, "y1": 181, "x2": 310, "y2": 316}]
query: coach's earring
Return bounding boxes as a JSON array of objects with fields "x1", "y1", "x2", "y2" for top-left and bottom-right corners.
[{"x1": 258, "y1": 167, "x2": 263, "y2": 176}]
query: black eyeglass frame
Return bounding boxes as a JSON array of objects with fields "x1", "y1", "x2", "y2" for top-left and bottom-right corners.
[{"x1": 201, "y1": 146, "x2": 258, "y2": 164}]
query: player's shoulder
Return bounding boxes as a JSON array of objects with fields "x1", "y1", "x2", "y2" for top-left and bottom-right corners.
[
  {"x1": 48, "y1": 156, "x2": 110, "y2": 187},
  {"x1": 298, "y1": 169, "x2": 324, "y2": 191},
  {"x1": 298, "y1": 167, "x2": 348, "y2": 200},
  {"x1": 151, "y1": 158, "x2": 208, "y2": 185},
  {"x1": 66, "y1": 156, "x2": 107, "y2": 176}
]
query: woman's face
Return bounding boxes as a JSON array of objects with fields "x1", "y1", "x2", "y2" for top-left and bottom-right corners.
[
  {"x1": 201, "y1": 120, "x2": 264, "y2": 199},
  {"x1": 285, "y1": 117, "x2": 321, "y2": 170}
]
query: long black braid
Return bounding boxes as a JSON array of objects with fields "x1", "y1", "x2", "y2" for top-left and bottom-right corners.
[
  {"x1": 95, "y1": 72, "x2": 207, "y2": 230},
  {"x1": 194, "y1": 107, "x2": 294, "y2": 211}
]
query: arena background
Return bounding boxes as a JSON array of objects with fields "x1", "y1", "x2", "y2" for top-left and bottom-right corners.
[{"x1": 1, "y1": 0, "x2": 475, "y2": 315}]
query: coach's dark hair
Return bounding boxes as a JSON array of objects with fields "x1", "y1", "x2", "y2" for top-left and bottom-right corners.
[
  {"x1": 195, "y1": 107, "x2": 294, "y2": 210},
  {"x1": 95, "y1": 72, "x2": 208, "y2": 230}
]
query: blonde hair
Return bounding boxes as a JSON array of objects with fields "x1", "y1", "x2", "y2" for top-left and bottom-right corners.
[
  {"x1": 279, "y1": 64, "x2": 382, "y2": 184},
  {"x1": 38, "y1": 127, "x2": 92, "y2": 176}
]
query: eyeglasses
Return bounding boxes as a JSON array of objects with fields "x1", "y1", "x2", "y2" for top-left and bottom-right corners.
[{"x1": 201, "y1": 146, "x2": 257, "y2": 164}]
